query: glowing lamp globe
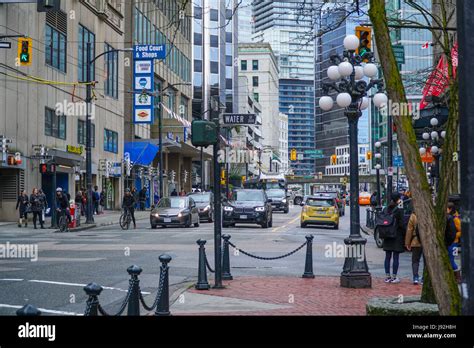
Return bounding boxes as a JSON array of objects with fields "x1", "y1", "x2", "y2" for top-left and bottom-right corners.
[
  {"x1": 359, "y1": 97, "x2": 369, "y2": 110},
  {"x1": 363, "y1": 63, "x2": 378, "y2": 78},
  {"x1": 419, "y1": 147, "x2": 427, "y2": 155},
  {"x1": 431, "y1": 146, "x2": 439, "y2": 154},
  {"x1": 375, "y1": 153, "x2": 382, "y2": 159},
  {"x1": 430, "y1": 118, "x2": 439, "y2": 126},
  {"x1": 375, "y1": 164, "x2": 382, "y2": 170},
  {"x1": 343, "y1": 35, "x2": 360, "y2": 51},
  {"x1": 327, "y1": 66, "x2": 341, "y2": 80},
  {"x1": 441, "y1": 131, "x2": 446, "y2": 138},
  {"x1": 373, "y1": 93, "x2": 388, "y2": 108},
  {"x1": 374, "y1": 141, "x2": 381, "y2": 148},
  {"x1": 336, "y1": 93, "x2": 352, "y2": 108},
  {"x1": 422, "y1": 132, "x2": 430, "y2": 140},
  {"x1": 431, "y1": 131, "x2": 438, "y2": 139},
  {"x1": 319, "y1": 96, "x2": 334, "y2": 111},
  {"x1": 354, "y1": 66, "x2": 364, "y2": 80},
  {"x1": 338, "y1": 61, "x2": 353, "y2": 77}
]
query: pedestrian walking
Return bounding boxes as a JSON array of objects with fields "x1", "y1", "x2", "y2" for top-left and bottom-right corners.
[
  {"x1": 16, "y1": 190, "x2": 30, "y2": 228},
  {"x1": 382, "y1": 192, "x2": 405, "y2": 283},
  {"x1": 170, "y1": 189, "x2": 178, "y2": 197},
  {"x1": 38, "y1": 189, "x2": 47, "y2": 223},
  {"x1": 139, "y1": 187, "x2": 147, "y2": 211},
  {"x1": 93, "y1": 186, "x2": 100, "y2": 215},
  {"x1": 370, "y1": 191, "x2": 378, "y2": 208},
  {"x1": 75, "y1": 190, "x2": 83, "y2": 226},
  {"x1": 99, "y1": 189, "x2": 106, "y2": 214},
  {"x1": 405, "y1": 211, "x2": 423, "y2": 285},
  {"x1": 446, "y1": 202, "x2": 461, "y2": 283},
  {"x1": 131, "y1": 187, "x2": 138, "y2": 209},
  {"x1": 81, "y1": 190, "x2": 87, "y2": 217},
  {"x1": 179, "y1": 189, "x2": 186, "y2": 197},
  {"x1": 30, "y1": 188, "x2": 45, "y2": 229}
]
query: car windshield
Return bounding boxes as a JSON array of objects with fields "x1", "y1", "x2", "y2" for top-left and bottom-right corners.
[
  {"x1": 158, "y1": 197, "x2": 187, "y2": 209},
  {"x1": 233, "y1": 191, "x2": 264, "y2": 202},
  {"x1": 306, "y1": 198, "x2": 334, "y2": 207},
  {"x1": 189, "y1": 193, "x2": 210, "y2": 203},
  {"x1": 265, "y1": 190, "x2": 285, "y2": 198}
]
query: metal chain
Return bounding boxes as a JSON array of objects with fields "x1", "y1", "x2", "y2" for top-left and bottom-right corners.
[
  {"x1": 204, "y1": 250, "x2": 215, "y2": 273},
  {"x1": 139, "y1": 266, "x2": 167, "y2": 311},
  {"x1": 227, "y1": 240, "x2": 308, "y2": 261},
  {"x1": 96, "y1": 278, "x2": 134, "y2": 316}
]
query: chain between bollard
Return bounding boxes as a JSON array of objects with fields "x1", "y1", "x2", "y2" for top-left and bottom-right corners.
[
  {"x1": 227, "y1": 240, "x2": 308, "y2": 261},
  {"x1": 204, "y1": 250, "x2": 215, "y2": 273},
  {"x1": 138, "y1": 266, "x2": 167, "y2": 311},
  {"x1": 96, "y1": 278, "x2": 135, "y2": 316}
]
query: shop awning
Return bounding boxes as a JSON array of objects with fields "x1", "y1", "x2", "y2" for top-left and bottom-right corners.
[{"x1": 124, "y1": 141, "x2": 159, "y2": 166}]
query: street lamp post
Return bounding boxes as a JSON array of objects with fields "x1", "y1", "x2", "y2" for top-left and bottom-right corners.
[
  {"x1": 319, "y1": 34, "x2": 387, "y2": 288},
  {"x1": 419, "y1": 116, "x2": 445, "y2": 193},
  {"x1": 374, "y1": 141, "x2": 382, "y2": 208},
  {"x1": 84, "y1": 44, "x2": 132, "y2": 224}
]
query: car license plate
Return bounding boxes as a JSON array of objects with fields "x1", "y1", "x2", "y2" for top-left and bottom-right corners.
[
  {"x1": 240, "y1": 215, "x2": 247, "y2": 219},
  {"x1": 164, "y1": 218, "x2": 171, "y2": 223}
]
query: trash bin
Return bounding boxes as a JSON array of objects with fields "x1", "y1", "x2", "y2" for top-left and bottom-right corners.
[{"x1": 69, "y1": 202, "x2": 76, "y2": 229}]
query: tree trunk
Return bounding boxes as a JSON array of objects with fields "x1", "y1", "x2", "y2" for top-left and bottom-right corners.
[{"x1": 369, "y1": 0, "x2": 461, "y2": 315}]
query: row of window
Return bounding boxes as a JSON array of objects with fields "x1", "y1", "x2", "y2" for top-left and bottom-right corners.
[
  {"x1": 135, "y1": 8, "x2": 191, "y2": 82},
  {"x1": 45, "y1": 108, "x2": 118, "y2": 153},
  {"x1": 241, "y1": 60, "x2": 259, "y2": 71}
]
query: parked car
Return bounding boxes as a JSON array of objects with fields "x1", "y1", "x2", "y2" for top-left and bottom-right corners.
[
  {"x1": 300, "y1": 195, "x2": 339, "y2": 229},
  {"x1": 265, "y1": 189, "x2": 289, "y2": 213},
  {"x1": 188, "y1": 191, "x2": 214, "y2": 222},
  {"x1": 150, "y1": 196, "x2": 200, "y2": 228},
  {"x1": 359, "y1": 192, "x2": 372, "y2": 206},
  {"x1": 314, "y1": 191, "x2": 345, "y2": 216},
  {"x1": 223, "y1": 189, "x2": 273, "y2": 228}
]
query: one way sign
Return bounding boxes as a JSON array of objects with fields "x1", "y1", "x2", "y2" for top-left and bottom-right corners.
[{"x1": 221, "y1": 113, "x2": 257, "y2": 125}]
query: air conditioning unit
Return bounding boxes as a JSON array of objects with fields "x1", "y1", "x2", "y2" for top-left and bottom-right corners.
[{"x1": 96, "y1": 0, "x2": 107, "y2": 15}]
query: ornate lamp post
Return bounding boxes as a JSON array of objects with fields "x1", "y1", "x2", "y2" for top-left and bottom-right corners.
[
  {"x1": 419, "y1": 116, "x2": 445, "y2": 192},
  {"x1": 319, "y1": 34, "x2": 387, "y2": 288},
  {"x1": 374, "y1": 141, "x2": 383, "y2": 208}
]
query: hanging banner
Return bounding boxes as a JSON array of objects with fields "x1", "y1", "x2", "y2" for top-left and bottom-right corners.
[{"x1": 133, "y1": 58, "x2": 154, "y2": 124}]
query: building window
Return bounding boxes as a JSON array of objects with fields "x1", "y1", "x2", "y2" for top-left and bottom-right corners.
[
  {"x1": 225, "y1": 32, "x2": 232, "y2": 43},
  {"x1": 210, "y1": 35, "x2": 219, "y2": 48},
  {"x1": 104, "y1": 129, "x2": 118, "y2": 153},
  {"x1": 241, "y1": 60, "x2": 247, "y2": 71},
  {"x1": 226, "y1": 55, "x2": 233, "y2": 66},
  {"x1": 45, "y1": 24, "x2": 67, "y2": 72},
  {"x1": 210, "y1": 9, "x2": 218, "y2": 21},
  {"x1": 252, "y1": 60, "x2": 258, "y2": 70},
  {"x1": 45, "y1": 107, "x2": 66, "y2": 140},
  {"x1": 253, "y1": 92, "x2": 259, "y2": 102},
  {"x1": 78, "y1": 25, "x2": 95, "y2": 81},
  {"x1": 210, "y1": 61, "x2": 219, "y2": 74},
  {"x1": 194, "y1": 6, "x2": 202, "y2": 19},
  {"x1": 194, "y1": 33, "x2": 202, "y2": 45},
  {"x1": 194, "y1": 59, "x2": 202, "y2": 72},
  {"x1": 78, "y1": 119, "x2": 95, "y2": 147},
  {"x1": 252, "y1": 76, "x2": 259, "y2": 87},
  {"x1": 226, "y1": 78, "x2": 233, "y2": 89},
  {"x1": 104, "y1": 43, "x2": 118, "y2": 98}
]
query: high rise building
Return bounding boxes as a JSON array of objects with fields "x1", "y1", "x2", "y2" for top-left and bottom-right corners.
[
  {"x1": 252, "y1": 0, "x2": 316, "y2": 175},
  {"x1": 238, "y1": 0, "x2": 254, "y2": 43},
  {"x1": 314, "y1": 2, "x2": 370, "y2": 175}
]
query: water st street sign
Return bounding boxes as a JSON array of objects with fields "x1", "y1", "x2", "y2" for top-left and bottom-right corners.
[
  {"x1": 0, "y1": 42, "x2": 11, "y2": 49},
  {"x1": 134, "y1": 45, "x2": 166, "y2": 60},
  {"x1": 392, "y1": 44, "x2": 405, "y2": 65},
  {"x1": 221, "y1": 113, "x2": 256, "y2": 125}
]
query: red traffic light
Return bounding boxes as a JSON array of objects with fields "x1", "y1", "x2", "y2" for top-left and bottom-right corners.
[
  {"x1": 40, "y1": 163, "x2": 48, "y2": 174},
  {"x1": 7, "y1": 156, "x2": 16, "y2": 165}
]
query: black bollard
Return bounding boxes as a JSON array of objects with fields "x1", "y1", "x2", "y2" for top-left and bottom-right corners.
[
  {"x1": 16, "y1": 304, "x2": 41, "y2": 316},
  {"x1": 302, "y1": 234, "x2": 315, "y2": 278},
  {"x1": 195, "y1": 239, "x2": 210, "y2": 290},
  {"x1": 83, "y1": 282, "x2": 103, "y2": 316},
  {"x1": 127, "y1": 265, "x2": 143, "y2": 316},
  {"x1": 155, "y1": 254, "x2": 172, "y2": 316},
  {"x1": 222, "y1": 234, "x2": 233, "y2": 280}
]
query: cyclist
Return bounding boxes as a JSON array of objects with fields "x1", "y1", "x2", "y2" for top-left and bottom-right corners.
[
  {"x1": 122, "y1": 188, "x2": 136, "y2": 229},
  {"x1": 55, "y1": 188, "x2": 71, "y2": 227}
]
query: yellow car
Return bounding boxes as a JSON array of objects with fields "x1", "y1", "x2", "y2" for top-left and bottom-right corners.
[{"x1": 300, "y1": 196, "x2": 339, "y2": 229}]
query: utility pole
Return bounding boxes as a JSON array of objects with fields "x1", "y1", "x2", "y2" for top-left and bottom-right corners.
[
  {"x1": 457, "y1": 0, "x2": 474, "y2": 315},
  {"x1": 85, "y1": 42, "x2": 94, "y2": 224}
]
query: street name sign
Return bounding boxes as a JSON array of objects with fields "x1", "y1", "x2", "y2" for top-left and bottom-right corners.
[
  {"x1": 0, "y1": 42, "x2": 11, "y2": 49},
  {"x1": 221, "y1": 113, "x2": 256, "y2": 125}
]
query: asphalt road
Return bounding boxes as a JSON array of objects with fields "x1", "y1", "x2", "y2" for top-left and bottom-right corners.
[{"x1": 0, "y1": 204, "x2": 418, "y2": 315}]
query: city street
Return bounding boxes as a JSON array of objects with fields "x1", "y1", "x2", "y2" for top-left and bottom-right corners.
[{"x1": 0, "y1": 205, "x2": 419, "y2": 315}]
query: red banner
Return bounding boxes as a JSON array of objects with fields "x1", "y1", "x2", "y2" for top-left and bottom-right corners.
[{"x1": 420, "y1": 42, "x2": 458, "y2": 110}]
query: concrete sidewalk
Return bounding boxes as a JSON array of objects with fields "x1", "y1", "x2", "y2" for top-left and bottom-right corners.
[
  {"x1": 171, "y1": 276, "x2": 423, "y2": 316},
  {"x1": 0, "y1": 210, "x2": 150, "y2": 232}
]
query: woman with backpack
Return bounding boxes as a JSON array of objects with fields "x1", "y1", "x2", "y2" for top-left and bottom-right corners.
[
  {"x1": 447, "y1": 202, "x2": 461, "y2": 283},
  {"x1": 382, "y1": 193, "x2": 405, "y2": 283},
  {"x1": 405, "y1": 211, "x2": 423, "y2": 284}
]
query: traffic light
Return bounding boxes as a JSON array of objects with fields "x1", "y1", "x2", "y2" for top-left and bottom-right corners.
[
  {"x1": 366, "y1": 151, "x2": 372, "y2": 160},
  {"x1": 290, "y1": 149, "x2": 297, "y2": 161},
  {"x1": 355, "y1": 26, "x2": 372, "y2": 60},
  {"x1": 220, "y1": 169, "x2": 226, "y2": 185},
  {"x1": 39, "y1": 163, "x2": 56, "y2": 173},
  {"x1": 330, "y1": 154, "x2": 337, "y2": 165},
  {"x1": 18, "y1": 38, "x2": 32, "y2": 66},
  {"x1": 191, "y1": 120, "x2": 218, "y2": 147}
]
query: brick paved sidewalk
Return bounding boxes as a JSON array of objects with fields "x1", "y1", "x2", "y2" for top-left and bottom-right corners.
[{"x1": 175, "y1": 276, "x2": 422, "y2": 315}]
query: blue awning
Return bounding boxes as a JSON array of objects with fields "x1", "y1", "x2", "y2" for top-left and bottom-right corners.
[{"x1": 124, "y1": 141, "x2": 159, "y2": 166}]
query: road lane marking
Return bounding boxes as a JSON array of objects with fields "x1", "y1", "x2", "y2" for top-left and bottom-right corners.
[
  {"x1": 25, "y1": 280, "x2": 151, "y2": 294},
  {"x1": 0, "y1": 304, "x2": 82, "y2": 316},
  {"x1": 272, "y1": 215, "x2": 300, "y2": 232},
  {"x1": 0, "y1": 278, "x2": 23, "y2": 281}
]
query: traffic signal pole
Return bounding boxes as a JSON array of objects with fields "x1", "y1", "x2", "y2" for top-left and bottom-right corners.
[{"x1": 85, "y1": 42, "x2": 94, "y2": 224}]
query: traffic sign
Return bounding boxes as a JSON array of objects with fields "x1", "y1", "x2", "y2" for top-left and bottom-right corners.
[
  {"x1": 387, "y1": 166, "x2": 394, "y2": 176},
  {"x1": 306, "y1": 154, "x2": 325, "y2": 159},
  {"x1": 304, "y1": 149, "x2": 323, "y2": 155},
  {"x1": 393, "y1": 155, "x2": 404, "y2": 167},
  {"x1": 221, "y1": 113, "x2": 256, "y2": 125},
  {"x1": 392, "y1": 45, "x2": 405, "y2": 65},
  {"x1": 0, "y1": 42, "x2": 11, "y2": 49},
  {"x1": 133, "y1": 45, "x2": 166, "y2": 60}
]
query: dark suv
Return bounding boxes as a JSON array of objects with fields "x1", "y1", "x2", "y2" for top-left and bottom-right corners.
[
  {"x1": 265, "y1": 189, "x2": 289, "y2": 213},
  {"x1": 223, "y1": 189, "x2": 273, "y2": 228}
]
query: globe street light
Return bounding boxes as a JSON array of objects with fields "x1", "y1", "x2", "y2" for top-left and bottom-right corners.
[{"x1": 319, "y1": 39, "x2": 386, "y2": 288}]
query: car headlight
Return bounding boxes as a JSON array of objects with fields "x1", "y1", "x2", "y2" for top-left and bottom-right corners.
[
  {"x1": 282, "y1": 198, "x2": 287, "y2": 203},
  {"x1": 224, "y1": 206, "x2": 234, "y2": 211},
  {"x1": 153, "y1": 213, "x2": 160, "y2": 218},
  {"x1": 255, "y1": 206, "x2": 265, "y2": 212},
  {"x1": 204, "y1": 205, "x2": 211, "y2": 211},
  {"x1": 178, "y1": 210, "x2": 189, "y2": 218}
]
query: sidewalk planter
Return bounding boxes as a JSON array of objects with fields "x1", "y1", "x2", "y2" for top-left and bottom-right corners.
[{"x1": 366, "y1": 296, "x2": 439, "y2": 316}]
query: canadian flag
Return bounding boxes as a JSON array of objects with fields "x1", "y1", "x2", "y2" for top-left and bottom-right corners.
[{"x1": 421, "y1": 42, "x2": 431, "y2": 49}]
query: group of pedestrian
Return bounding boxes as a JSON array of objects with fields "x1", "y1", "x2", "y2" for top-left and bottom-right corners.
[
  {"x1": 16, "y1": 189, "x2": 48, "y2": 229},
  {"x1": 378, "y1": 192, "x2": 462, "y2": 285},
  {"x1": 170, "y1": 188, "x2": 186, "y2": 197}
]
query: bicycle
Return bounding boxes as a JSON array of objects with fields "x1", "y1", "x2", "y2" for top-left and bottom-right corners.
[
  {"x1": 57, "y1": 209, "x2": 69, "y2": 232},
  {"x1": 120, "y1": 209, "x2": 132, "y2": 230}
]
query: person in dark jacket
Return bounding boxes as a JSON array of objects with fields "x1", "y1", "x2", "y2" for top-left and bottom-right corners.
[
  {"x1": 16, "y1": 190, "x2": 30, "y2": 227},
  {"x1": 138, "y1": 187, "x2": 147, "y2": 211},
  {"x1": 75, "y1": 191, "x2": 83, "y2": 226},
  {"x1": 370, "y1": 192, "x2": 378, "y2": 208},
  {"x1": 383, "y1": 192, "x2": 405, "y2": 283},
  {"x1": 131, "y1": 187, "x2": 139, "y2": 209},
  {"x1": 93, "y1": 186, "x2": 100, "y2": 215},
  {"x1": 55, "y1": 188, "x2": 71, "y2": 225},
  {"x1": 170, "y1": 189, "x2": 178, "y2": 197},
  {"x1": 99, "y1": 189, "x2": 106, "y2": 213},
  {"x1": 122, "y1": 188, "x2": 136, "y2": 228},
  {"x1": 30, "y1": 188, "x2": 45, "y2": 229},
  {"x1": 38, "y1": 189, "x2": 47, "y2": 221}
]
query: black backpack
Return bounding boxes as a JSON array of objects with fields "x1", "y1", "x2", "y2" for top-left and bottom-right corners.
[{"x1": 375, "y1": 207, "x2": 398, "y2": 239}]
